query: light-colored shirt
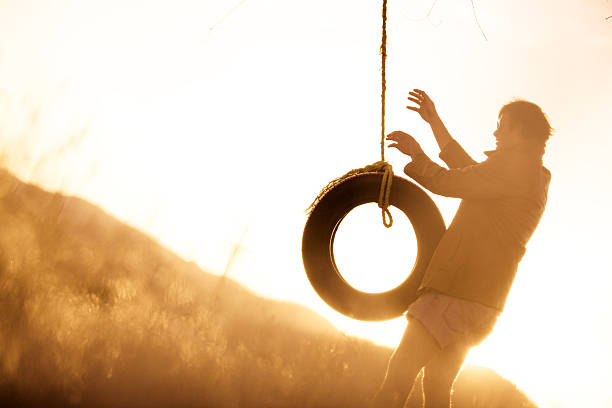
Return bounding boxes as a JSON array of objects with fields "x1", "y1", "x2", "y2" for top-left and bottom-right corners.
[{"x1": 404, "y1": 139, "x2": 551, "y2": 310}]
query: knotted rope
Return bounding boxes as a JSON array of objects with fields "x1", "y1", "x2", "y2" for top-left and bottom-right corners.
[{"x1": 307, "y1": 0, "x2": 394, "y2": 227}]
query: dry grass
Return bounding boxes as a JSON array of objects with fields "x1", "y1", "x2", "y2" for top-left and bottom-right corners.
[{"x1": 0, "y1": 168, "x2": 536, "y2": 408}]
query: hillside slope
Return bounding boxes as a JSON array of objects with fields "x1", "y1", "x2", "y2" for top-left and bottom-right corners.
[{"x1": 0, "y1": 169, "x2": 536, "y2": 407}]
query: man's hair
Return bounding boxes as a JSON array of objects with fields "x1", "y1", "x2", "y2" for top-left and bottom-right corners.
[{"x1": 499, "y1": 100, "x2": 553, "y2": 143}]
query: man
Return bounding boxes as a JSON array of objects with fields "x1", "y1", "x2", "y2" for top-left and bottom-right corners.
[{"x1": 372, "y1": 89, "x2": 552, "y2": 408}]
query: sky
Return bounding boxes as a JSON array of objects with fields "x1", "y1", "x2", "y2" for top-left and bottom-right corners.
[{"x1": 1, "y1": 0, "x2": 611, "y2": 406}]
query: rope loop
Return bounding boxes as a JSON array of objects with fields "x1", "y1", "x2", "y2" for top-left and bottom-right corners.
[
  {"x1": 382, "y1": 207, "x2": 393, "y2": 228},
  {"x1": 378, "y1": 161, "x2": 393, "y2": 227},
  {"x1": 307, "y1": 160, "x2": 394, "y2": 228}
]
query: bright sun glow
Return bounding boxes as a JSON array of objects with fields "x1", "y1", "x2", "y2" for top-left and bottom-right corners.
[
  {"x1": 333, "y1": 203, "x2": 418, "y2": 294},
  {"x1": 1, "y1": 1, "x2": 612, "y2": 407}
]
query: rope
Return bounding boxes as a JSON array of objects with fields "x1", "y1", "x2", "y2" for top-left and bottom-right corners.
[
  {"x1": 307, "y1": 0, "x2": 393, "y2": 228},
  {"x1": 380, "y1": 0, "x2": 387, "y2": 162},
  {"x1": 378, "y1": 0, "x2": 393, "y2": 227},
  {"x1": 306, "y1": 161, "x2": 393, "y2": 226}
]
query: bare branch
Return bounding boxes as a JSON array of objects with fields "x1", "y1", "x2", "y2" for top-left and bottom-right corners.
[
  {"x1": 208, "y1": 0, "x2": 250, "y2": 33},
  {"x1": 422, "y1": 0, "x2": 440, "y2": 20},
  {"x1": 470, "y1": 0, "x2": 488, "y2": 41},
  {"x1": 404, "y1": 0, "x2": 442, "y2": 27}
]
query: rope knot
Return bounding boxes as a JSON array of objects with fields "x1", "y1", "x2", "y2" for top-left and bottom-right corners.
[
  {"x1": 306, "y1": 160, "x2": 394, "y2": 228},
  {"x1": 377, "y1": 161, "x2": 393, "y2": 228}
]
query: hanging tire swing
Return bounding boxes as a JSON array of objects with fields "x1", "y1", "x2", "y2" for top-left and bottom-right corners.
[
  {"x1": 302, "y1": 172, "x2": 445, "y2": 321},
  {"x1": 301, "y1": 0, "x2": 446, "y2": 321}
]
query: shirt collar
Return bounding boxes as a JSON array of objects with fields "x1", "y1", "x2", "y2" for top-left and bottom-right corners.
[{"x1": 485, "y1": 141, "x2": 546, "y2": 159}]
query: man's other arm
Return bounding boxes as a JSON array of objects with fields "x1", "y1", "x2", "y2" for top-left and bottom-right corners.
[{"x1": 404, "y1": 152, "x2": 515, "y2": 200}]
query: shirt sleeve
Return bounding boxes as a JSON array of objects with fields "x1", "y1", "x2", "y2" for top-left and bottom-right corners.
[
  {"x1": 438, "y1": 139, "x2": 477, "y2": 169},
  {"x1": 404, "y1": 152, "x2": 518, "y2": 200}
]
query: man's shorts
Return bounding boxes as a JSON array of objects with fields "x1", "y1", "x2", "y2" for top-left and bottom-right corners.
[{"x1": 406, "y1": 291, "x2": 498, "y2": 350}]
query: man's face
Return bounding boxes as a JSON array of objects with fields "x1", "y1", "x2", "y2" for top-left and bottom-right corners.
[{"x1": 493, "y1": 112, "x2": 522, "y2": 149}]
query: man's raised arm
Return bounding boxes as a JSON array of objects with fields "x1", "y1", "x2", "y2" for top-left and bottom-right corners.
[{"x1": 407, "y1": 89, "x2": 476, "y2": 169}]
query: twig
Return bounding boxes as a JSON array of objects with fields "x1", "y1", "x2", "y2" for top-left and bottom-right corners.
[
  {"x1": 404, "y1": 0, "x2": 442, "y2": 27},
  {"x1": 221, "y1": 226, "x2": 249, "y2": 278},
  {"x1": 212, "y1": 225, "x2": 249, "y2": 311},
  {"x1": 469, "y1": 0, "x2": 488, "y2": 41},
  {"x1": 421, "y1": 0, "x2": 440, "y2": 21},
  {"x1": 208, "y1": 0, "x2": 250, "y2": 33}
]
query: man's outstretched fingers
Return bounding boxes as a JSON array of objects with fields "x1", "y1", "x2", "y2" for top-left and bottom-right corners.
[
  {"x1": 409, "y1": 91, "x2": 424, "y2": 100},
  {"x1": 386, "y1": 131, "x2": 403, "y2": 139}
]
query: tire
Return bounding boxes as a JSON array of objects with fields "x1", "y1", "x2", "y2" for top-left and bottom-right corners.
[{"x1": 302, "y1": 172, "x2": 446, "y2": 321}]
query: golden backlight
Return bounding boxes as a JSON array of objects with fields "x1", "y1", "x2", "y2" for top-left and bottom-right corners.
[
  {"x1": 333, "y1": 203, "x2": 418, "y2": 293},
  {"x1": 1, "y1": 1, "x2": 612, "y2": 407}
]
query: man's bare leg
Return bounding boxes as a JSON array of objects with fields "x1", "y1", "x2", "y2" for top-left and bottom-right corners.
[
  {"x1": 372, "y1": 318, "x2": 440, "y2": 408},
  {"x1": 422, "y1": 342, "x2": 469, "y2": 408}
]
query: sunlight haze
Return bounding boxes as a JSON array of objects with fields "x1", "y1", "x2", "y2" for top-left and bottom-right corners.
[{"x1": 1, "y1": 0, "x2": 611, "y2": 406}]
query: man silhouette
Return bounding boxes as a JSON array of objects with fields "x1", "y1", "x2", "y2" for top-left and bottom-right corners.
[{"x1": 373, "y1": 89, "x2": 552, "y2": 408}]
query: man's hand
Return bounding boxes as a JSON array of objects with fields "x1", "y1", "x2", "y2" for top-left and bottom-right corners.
[
  {"x1": 407, "y1": 89, "x2": 439, "y2": 125},
  {"x1": 386, "y1": 131, "x2": 424, "y2": 158}
]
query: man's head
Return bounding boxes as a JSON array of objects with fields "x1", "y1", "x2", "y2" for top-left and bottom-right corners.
[{"x1": 494, "y1": 100, "x2": 552, "y2": 149}]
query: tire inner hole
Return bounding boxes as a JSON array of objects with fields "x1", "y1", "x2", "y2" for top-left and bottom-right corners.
[{"x1": 332, "y1": 203, "x2": 418, "y2": 294}]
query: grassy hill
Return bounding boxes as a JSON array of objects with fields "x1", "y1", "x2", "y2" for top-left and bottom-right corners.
[{"x1": 0, "y1": 169, "x2": 537, "y2": 407}]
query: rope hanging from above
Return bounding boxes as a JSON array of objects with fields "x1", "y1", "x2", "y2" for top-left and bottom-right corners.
[
  {"x1": 307, "y1": 0, "x2": 394, "y2": 228},
  {"x1": 380, "y1": 0, "x2": 388, "y2": 162}
]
